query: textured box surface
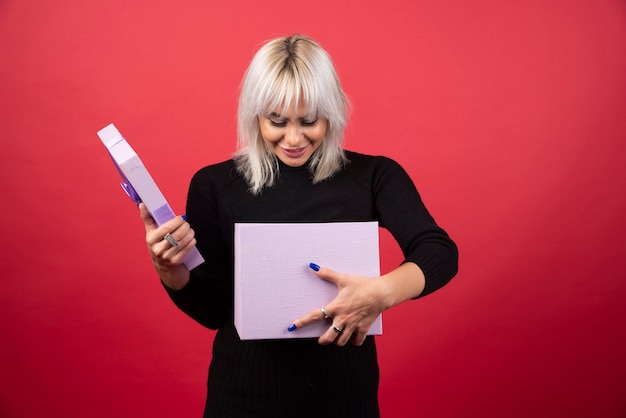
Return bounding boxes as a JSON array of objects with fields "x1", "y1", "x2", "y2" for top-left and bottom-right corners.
[{"x1": 234, "y1": 222, "x2": 382, "y2": 340}]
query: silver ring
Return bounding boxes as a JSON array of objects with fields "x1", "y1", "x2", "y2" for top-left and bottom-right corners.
[
  {"x1": 331, "y1": 323, "x2": 342, "y2": 334},
  {"x1": 321, "y1": 306, "x2": 331, "y2": 319},
  {"x1": 163, "y1": 232, "x2": 180, "y2": 248}
]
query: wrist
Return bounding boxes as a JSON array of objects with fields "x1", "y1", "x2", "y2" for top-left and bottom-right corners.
[
  {"x1": 379, "y1": 262, "x2": 425, "y2": 309},
  {"x1": 157, "y1": 265, "x2": 190, "y2": 291}
]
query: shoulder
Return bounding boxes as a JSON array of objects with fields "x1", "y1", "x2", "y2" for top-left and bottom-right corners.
[
  {"x1": 344, "y1": 150, "x2": 407, "y2": 175},
  {"x1": 343, "y1": 150, "x2": 416, "y2": 192},
  {"x1": 192, "y1": 159, "x2": 237, "y2": 178},
  {"x1": 189, "y1": 159, "x2": 243, "y2": 194}
]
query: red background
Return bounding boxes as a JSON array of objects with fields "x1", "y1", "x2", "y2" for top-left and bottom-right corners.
[{"x1": 1, "y1": 1, "x2": 625, "y2": 417}]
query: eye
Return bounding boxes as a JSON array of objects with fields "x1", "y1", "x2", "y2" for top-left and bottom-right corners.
[
  {"x1": 301, "y1": 119, "x2": 318, "y2": 127},
  {"x1": 269, "y1": 119, "x2": 286, "y2": 127}
]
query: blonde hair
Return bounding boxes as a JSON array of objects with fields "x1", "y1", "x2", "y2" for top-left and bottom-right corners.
[{"x1": 234, "y1": 34, "x2": 350, "y2": 194}]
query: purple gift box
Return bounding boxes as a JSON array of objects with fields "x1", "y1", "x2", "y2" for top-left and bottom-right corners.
[
  {"x1": 98, "y1": 123, "x2": 204, "y2": 271},
  {"x1": 234, "y1": 222, "x2": 383, "y2": 340}
]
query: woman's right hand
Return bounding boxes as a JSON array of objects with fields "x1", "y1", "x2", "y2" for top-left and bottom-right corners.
[{"x1": 139, "y1": 203, "x2": 195, "y2": 290}]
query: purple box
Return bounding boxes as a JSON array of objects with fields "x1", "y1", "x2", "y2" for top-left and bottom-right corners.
[
  {"x1": 98, "y1": 123, "x2": 204, "y2": 270},
  {"x1": 234, "y1": 222, "x2": 382, "y2": 340}
]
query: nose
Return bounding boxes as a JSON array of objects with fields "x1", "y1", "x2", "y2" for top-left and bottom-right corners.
[{"x1": 284, "y1": 124, "x2": 303, "y2": 147}]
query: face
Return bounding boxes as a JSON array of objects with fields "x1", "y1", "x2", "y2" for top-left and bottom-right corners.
[{"x1": 258, "y1": 102, "x2": 328, "y2": 167}]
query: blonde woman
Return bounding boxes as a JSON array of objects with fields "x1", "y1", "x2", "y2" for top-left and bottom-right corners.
[{"x1": 140, "y1": 34, "x2": 458, "y2": 418}]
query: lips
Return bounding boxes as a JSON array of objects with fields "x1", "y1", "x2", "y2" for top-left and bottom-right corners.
[{"x1": 281, "y1": 145, "x2": 309, "y2": 159}]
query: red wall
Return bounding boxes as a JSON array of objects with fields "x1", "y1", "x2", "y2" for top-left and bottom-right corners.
[{"x1": 1, "y1": 1, "x2": 625, "y2": 417}]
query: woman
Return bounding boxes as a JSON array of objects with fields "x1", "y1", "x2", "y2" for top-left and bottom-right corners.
[{"x1": 140, "y1": 34, "x2": 458, "y2": 418}]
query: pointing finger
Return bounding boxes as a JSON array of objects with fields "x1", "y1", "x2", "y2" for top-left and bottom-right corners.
[
  {"x1": 309, "y1": 263, "x2": 344, "y2": 287},
  {"x1": 287, "y1": 305, "x2": 330, "y2": 333}
]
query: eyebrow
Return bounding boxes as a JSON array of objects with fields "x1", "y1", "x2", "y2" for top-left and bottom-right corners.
[{"x1": 268, "y1": 112, "x2": 317, "y2": 121}]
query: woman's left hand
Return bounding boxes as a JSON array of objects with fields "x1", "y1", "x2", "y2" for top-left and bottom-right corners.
[{"x1": 290, "y1": 265, "x2": 390, "y2": 347}]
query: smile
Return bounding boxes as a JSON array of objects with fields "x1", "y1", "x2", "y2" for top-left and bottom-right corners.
[{"x1": 280, "y1": 145, "x2": 309, "y2": 159}]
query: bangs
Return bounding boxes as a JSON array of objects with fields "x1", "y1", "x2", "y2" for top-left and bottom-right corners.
[{"x1": 255, "y1": 62, "x2": 326, "y2": 119}]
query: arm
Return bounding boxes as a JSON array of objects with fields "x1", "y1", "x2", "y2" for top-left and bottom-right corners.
[
  {"x1": 291, "y1": 156, "x2": 458, "y2": 345},
  {"x1": 372, "y1": 157, "x2": 458, "y2": 297},
  {"x1": 142, "y1": 167, "x2": 233, "y2": 330}
]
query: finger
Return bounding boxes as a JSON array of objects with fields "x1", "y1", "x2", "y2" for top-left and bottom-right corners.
[
  {"x1": 288, "y1": 306, "x2": 330, "y2": 333},
  {"x1": 349, "y1": 329, "x2": 368, "y2": 346},
  {"x1": 334, "y1": 323, "x2": 371, "y2": 347},
  {"x1": 154, "y1": 223, "x2": 193, "y2": 257},
  {"x1": 139, "y1": 203, "x2": 158, "y2": 233},
  {"x1": 167, "y1": 224, "x2": 194, "y2": 254},
  {"x1": 149, "y1": 216, "x2": 188, "y2": 246},
  {"x1": 318, "y1": 321, "x2": 346, "y2": 346},
  {"x1": 161, "y1": 235, "x2": 197, "y2": 266},
  {"x1": 309, "y1": 264, "x2": 344, "y2": 287},
  {"x1": 154, "y1": 234, "x2": 196, "y2": 269}
]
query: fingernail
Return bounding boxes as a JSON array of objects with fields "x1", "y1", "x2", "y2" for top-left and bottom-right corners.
[
  {"x1": 309, "y1": 263, "x2": 320, "y2": 272},
  {"x1": 181, "y1": 215, "x2": 188, "y2": 221},
  {"x1": 287, "y1": 324, "x2": 297, "y2": 332}
]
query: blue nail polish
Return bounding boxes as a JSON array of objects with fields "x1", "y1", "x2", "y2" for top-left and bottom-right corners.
[
  {"x1": 181, "y1": 215, "x2": 188, "y2": 221},
  {"x1": 287, "y1": 324, "x2": 297, "y2": 332},
  {"x1": 309, "y1": 263, "x2": 320, "y2": 271}
]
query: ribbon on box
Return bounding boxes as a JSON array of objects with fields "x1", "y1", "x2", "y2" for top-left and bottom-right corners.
[
  {"x1": 108, "y1": 150, "x2": 142, "y2": 205},
  {"x1": 121, "y1": 182, "x2": 141, "y2": 204}
]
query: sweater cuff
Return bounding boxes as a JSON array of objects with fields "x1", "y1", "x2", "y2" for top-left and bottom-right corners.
[{"x1": 407, "y1": 246, "x2": 458, "y2": 298}]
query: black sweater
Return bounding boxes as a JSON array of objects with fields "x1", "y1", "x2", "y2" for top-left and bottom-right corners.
[{"x1": 165, "y1": 151, "x2": 458, "y2": 417}]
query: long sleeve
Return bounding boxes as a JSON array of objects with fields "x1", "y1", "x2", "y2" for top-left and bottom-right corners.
[
  {"x1": 369, "y1": 156, "x2": 458, "y2": 296},
  {"x1": 163, "y1": 163, "x2": 236, "y2": 329}
]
